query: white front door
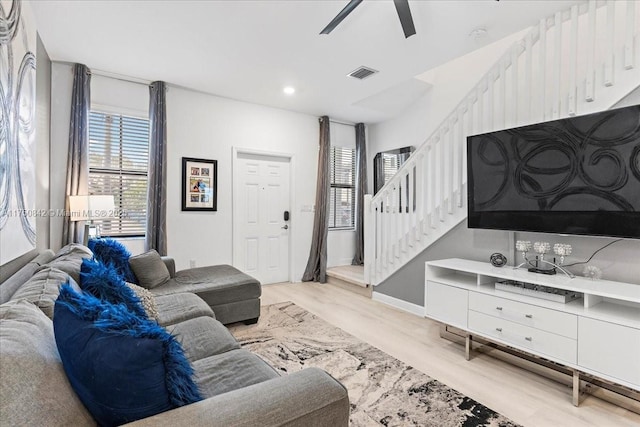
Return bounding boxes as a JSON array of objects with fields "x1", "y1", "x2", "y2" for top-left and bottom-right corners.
[{"x1": 233, "y1": 151, "x2": 291, "y2": 284}]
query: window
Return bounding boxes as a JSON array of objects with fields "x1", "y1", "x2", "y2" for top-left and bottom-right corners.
[
  {"x1": 381, "y1": 153, "x2": 400, "y2": 187},
  {"x1": 88, "y1": 111, "x2": 150, "y2": 237},
  {"x1": 329, "y1": 146, "x2": 355, "y2": 229}
]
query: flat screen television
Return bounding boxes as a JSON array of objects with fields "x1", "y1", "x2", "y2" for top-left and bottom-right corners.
[{"x1": 467, "y1": 104, "x2": 640, "y2": 239}]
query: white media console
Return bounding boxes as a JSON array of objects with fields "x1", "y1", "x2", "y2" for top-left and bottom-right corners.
[{"x1": 425, "y1": 258, "x2": 640, "y2": 405}]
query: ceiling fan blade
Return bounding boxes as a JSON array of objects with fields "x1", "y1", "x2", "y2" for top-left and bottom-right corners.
[
  {"x1": 320, "y1": 0, "x2": 364, "y2": 35},
  {"x1": 393, "y1": 0, "x2": 416, "y2": 38}
]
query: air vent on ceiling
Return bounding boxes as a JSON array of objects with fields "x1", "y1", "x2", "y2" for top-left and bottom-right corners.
[{"x1": 348, "y1": 66, "x2": 379, "y2": 80}]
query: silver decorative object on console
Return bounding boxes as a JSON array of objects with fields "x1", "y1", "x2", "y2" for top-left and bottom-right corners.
[
  {"x1": 514, "y1": 240, "x2": 532, "y2": 269},
  {"x1": 533, "y1": 241, "x2": 551, "y2": 258},
  {"x1": 513, "y1": 241, "x2": 575, "y2": 278},
  {"x1": 583, "y1": 265, "x2": 602, "y2": 280},
  {"x1": 553, "y1": 243, "x2": 572, "y2": 264}
]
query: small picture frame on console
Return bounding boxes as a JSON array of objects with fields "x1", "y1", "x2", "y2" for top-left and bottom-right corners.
[{"x1": 182, "y1": 157, "x2": 217, "y2": 211}]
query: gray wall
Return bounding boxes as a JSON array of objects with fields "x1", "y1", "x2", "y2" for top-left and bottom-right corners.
[
  {"x1": 374, "y1": 222, "x2": 512, "y2": 305},
  {"x1": 0, "y1": 34, "x2": 51, "y2": 282},
  {"x1": 374, "y1": 87, "x2": 640, "y2": 306},
  {"x1": 48, "y1": 62, "x2": 73, "y2": 252},
  {"x1": 36, "y1": 34, "x2": 51, "y2": 251}
]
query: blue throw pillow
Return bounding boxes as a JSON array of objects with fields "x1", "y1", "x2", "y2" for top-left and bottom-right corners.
[
  {"x1": 80, "y1": 258, "x2": 147, "y2": 319},
  {"x1": 88, "y1": 238, "x2": 137, "y2": 283},
  {"x1": 53, "y1": 284, "x2": 202, "y2": 427}
]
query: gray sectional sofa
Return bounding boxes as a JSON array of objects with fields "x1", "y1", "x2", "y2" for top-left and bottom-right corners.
[
  {"x1": 152, "y1": 261, "x2": 262, "y2": 325},
  {"x1": 0, "y1": 244, "x2": 349, "y2": 426}
]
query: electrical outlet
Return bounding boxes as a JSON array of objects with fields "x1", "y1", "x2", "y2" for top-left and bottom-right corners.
[{"x1": 189, "y1": 260, "x2": 196, "y2": 268}]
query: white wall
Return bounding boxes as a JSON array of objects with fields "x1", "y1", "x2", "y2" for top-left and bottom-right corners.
[
  {"x1": 166, "y1": 86, "x2": 321, "y2": 280},
  {"x1": 327, "y1": 231, "x2": 355, "y2": 267},
  {"x1": 91, "y1": 74, "x2": 148, "y2": 118}
]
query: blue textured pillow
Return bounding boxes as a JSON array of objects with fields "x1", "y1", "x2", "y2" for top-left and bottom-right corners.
[
  {"x1": 88, "y1": 238, "x2": 137, "y2": 283},
  {"x1": 80, "y1": 258, "x2": 147, "y2": 319},
  {"x1": 53, "y1": 284, "x2": 202, "y2": 427}
]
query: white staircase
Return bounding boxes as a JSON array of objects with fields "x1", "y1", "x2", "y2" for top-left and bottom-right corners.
[{"x1": 364, "y1": 0, "x2": 640, "y2": 286}]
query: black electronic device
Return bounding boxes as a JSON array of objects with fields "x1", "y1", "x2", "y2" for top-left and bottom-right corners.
[
  {"x1": 467, "y1": 104, "x2": 640, "y2": 239},
  {"x1": 284, "y1": 211, "x2": 290, "y2": 221}
]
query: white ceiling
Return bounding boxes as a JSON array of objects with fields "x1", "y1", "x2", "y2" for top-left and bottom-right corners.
[{"x1": 31, "y1": 0, "x2": 581, "y2": 124}]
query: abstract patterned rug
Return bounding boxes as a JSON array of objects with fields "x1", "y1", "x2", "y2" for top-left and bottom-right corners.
[{"x1": 229, "y1": 302, "x2": 521, "y2": 427}]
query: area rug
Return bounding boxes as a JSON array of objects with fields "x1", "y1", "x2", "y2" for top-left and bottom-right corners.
[{"x1": 229, "y1": 302, "x2": 520, "y2": 427}]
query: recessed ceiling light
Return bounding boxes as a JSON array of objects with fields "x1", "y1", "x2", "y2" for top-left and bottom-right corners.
[
  {"x1": 469, "y1": 27, "x2": 488, "y2": 40},
  {"x1": 283, "y1": 86, "x2": 295, "y2": 95}
]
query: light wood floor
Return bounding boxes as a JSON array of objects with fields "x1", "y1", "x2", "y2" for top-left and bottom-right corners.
[{"x1": 261, "y1": 282, "x2": 640, "y2": 427}]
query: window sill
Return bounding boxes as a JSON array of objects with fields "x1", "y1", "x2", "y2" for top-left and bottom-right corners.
[
  {"x1": 329, "y1": 228, "x2": 355, "y2": 232},
  {"x1": 110, "y1": 236, "x2": 145, "y2": 241}
]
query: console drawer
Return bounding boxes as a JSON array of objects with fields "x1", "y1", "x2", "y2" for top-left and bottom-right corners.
[
  {"x1": 469, "y1": 310, "x2": 577, "y2": 364},
  {"x1": 425, "y1": 281, "x2": 468, "y2": 329},
  {"x1": 578, "y1": 317, "x2": 640, "y2": 388},
  {"x1": 469, "y1": 292, "x2": 577, "y2": 339}
]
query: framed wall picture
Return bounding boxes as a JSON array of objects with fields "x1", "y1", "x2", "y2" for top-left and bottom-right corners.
[{"x1": 182, "y1": 157, "x2": 217, "y2": 211}]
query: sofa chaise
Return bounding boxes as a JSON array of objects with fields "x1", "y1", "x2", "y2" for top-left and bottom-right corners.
[
  {"x1": 151, "y1": 261, "x2": 262, "y2": 325},
  {"x1": 0, "y1": 244, "x2": 349, "y2": 426}
]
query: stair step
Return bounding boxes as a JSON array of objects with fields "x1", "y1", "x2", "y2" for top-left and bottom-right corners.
[{"x1": 326, "y1": 265, "x2": 371, "y2": 298}]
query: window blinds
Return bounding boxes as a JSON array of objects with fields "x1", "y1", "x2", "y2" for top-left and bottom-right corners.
[
  {"x1": 88, "y1": 111, "x2": 150, "y2": 237},
  {"x1": 329, "y1": 146, "x2": 356, "y2": 229}
]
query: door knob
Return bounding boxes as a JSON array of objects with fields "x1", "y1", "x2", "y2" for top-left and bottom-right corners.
[{"x1": 282, "y1": 225, "x2": 289, "y2": 230}]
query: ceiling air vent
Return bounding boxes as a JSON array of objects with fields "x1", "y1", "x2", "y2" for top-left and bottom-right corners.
[{"x1": 348, "y1": 66, "x2": 379, "y2": 80}]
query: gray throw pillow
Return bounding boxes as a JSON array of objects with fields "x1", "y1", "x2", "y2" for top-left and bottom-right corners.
[{"x1": 128, "y1": 250, "x2": 170, "y2": 289}]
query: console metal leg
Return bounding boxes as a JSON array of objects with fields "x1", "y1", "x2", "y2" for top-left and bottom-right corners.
[
  {"x1": 573, "y1": 370, "x2": 581, "y2": 406},
  {"x1": 465, "y1": 334, "x2": 472, "y2": 361}
]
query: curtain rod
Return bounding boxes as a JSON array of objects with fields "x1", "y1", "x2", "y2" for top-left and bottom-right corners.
[
  {"x1": 54, "y1": 61, "x2": 151, "y2": 86},
  {"x1": 329, "y1": 119, "x2": 356, "y2": 127},
  {"x1": 91, "y1": 68, "x2": 151, "y2": 86}
]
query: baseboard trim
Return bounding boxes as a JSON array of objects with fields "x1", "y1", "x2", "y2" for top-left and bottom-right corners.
[{"x1": 372, "y1": 292, "x2": 424, "y2": 317}]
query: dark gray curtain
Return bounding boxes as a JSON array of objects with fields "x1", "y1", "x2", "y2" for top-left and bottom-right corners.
[
  {"x1": 352, "y1": 123, "x2": 367, "y2": 265},
  {"x1": 145, "y1": 81, "x2": 168, "y2": 255},
  {"x1": 302, "y1": 116, "x2": 331, "y2": 283},
  {"x1": 62, "y1": 64, "x2": 91, "y2": 245}
]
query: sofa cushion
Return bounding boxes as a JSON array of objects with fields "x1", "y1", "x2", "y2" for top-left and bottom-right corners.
[
  {"x1": 165, "y1": 316, "x2": 240, "y2": 362},
  {"x1": 53, "y1": 285, "x2": 202, "y2": 427},
  {"x1": 129, "y1": 250, "x2": 171, "y2": 289},
  {"x1": 0, "y1": 300, "x2": 95, "y2": 426},
  {"x1": 193, "y1": 349, "x2": 279, "y2": 398},
  {"x1": 150, "y1": 265, "x2": 261, "y2": 306},
  {"x1": 80, "y1": 258, "x2": 147, "y2": 319},
  {"x1": 155, "y1": 293, "x2": 215, "y2": 327},
  {"x1": 88, "y1": 238, "x2": 137, "y2": 283},
  {"x1": 127, "y1": 282, "x2": 159, "y2": 322},
  {"x1": 9, "y1": 267, "x2": 82, "y2": 319},
  {"x1": 0, "y1": 250, "x2": 57, "y2": 304},
  {"x1": 43, "y1": 243, "x2": 93, "y2": 283}
]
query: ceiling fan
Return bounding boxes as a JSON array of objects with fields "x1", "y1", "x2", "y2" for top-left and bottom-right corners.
[{"x1": 320, "y1": 0, "x2": 416, "y2": 39}]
